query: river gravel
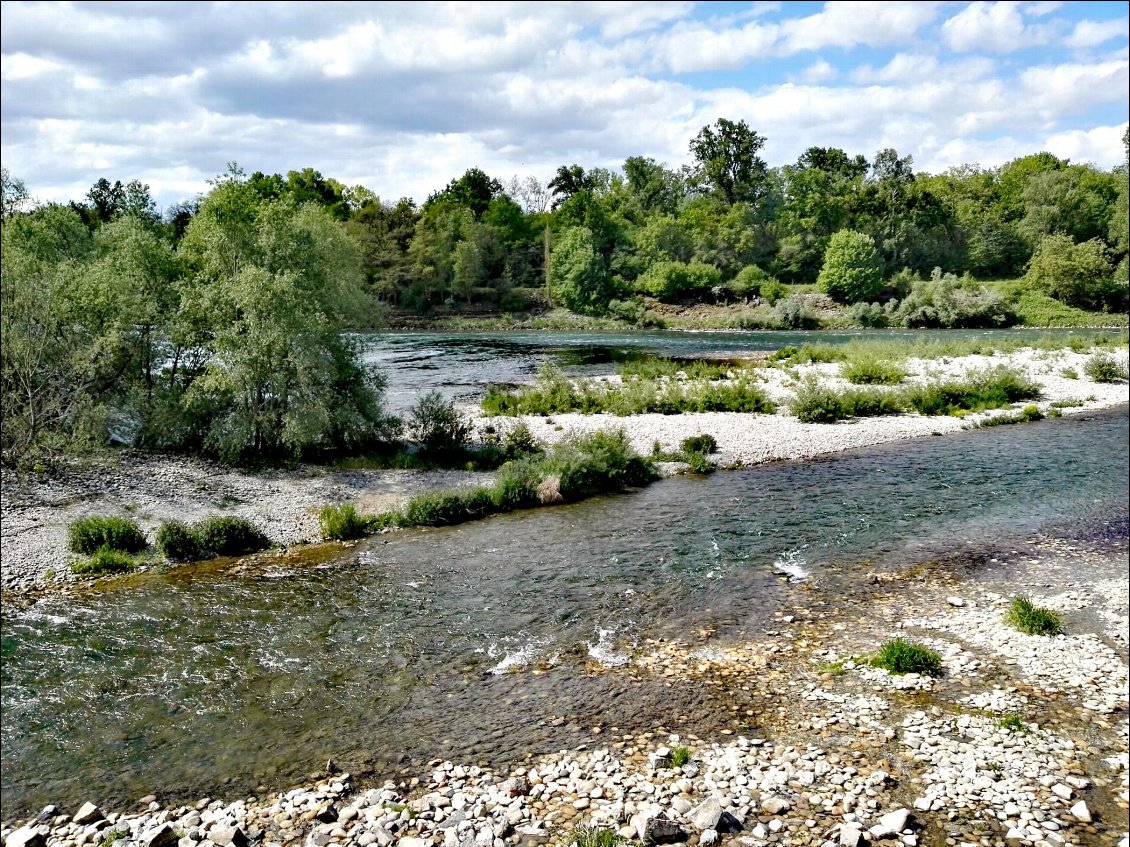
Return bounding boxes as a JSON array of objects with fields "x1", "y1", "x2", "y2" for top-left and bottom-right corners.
[{"x1": 2, "y1": 346, "x2": 1126, "y2": 595}]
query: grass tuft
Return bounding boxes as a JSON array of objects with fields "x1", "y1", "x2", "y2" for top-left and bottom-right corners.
[
  {"x1": 571, "y1": 826, "x2": 626, "y2": 847},
  {"x1": 193, "y1": 516, "x2": 270, "y2": 557},
  {"x1": 1005, "y1": 597, "x2": 1062, "y2": 636},
  {"x1": 319, "y1": 504, "x2": 370, "y2": 541},
  {"x1": 1084, "y1": 352, "x2": 1128, "y2": 383},
  {"x1": 670, "y1": 745, "x2": 692, "y2": 768},
  {"x1": 72, "y1": 547, "x2": 136, "y2": 576},
  {"x1": 155, "y1": 521, "x2": 203, "y2": 562},
  {"x1": 68, "y1": 515, "x2": 147, "y2": 556},
  {"x1": 871, "y1": 638, "x2": 943, "y2": 676}
]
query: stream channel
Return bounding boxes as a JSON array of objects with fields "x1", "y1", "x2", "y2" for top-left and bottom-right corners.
[{"x1": 2, "y1": 329, "x2": 1128, "y2": 817}]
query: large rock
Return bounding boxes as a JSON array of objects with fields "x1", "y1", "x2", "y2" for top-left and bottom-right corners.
[
  {"x1": 73, "y1": 804, "x2": 104, "y2": 826},
  {"x1": 869, "y1": 809, "x2": 911, "y2": 838},
  {"x1": 1069, "y1": 801, "x2": 1092, "y2": 823},
  {"x1": 6, "y1": 828, "x2": 46, "y2": 847},
  {"x1": 208, "y1": 827, "x2": 249, "y2": 847},
  {"x1": 687, "y1": 799, "x2": 723, "y2": 832},
  {"x1": 839, "y1": 825, "x2": 863, "y2": 847},
  {"x1": 631, "y1": 811, "x2": 684, "y2": 844},
  {"x1": 143, "y1": 824, "x2": 179, "y2": 847},
  {"x1": 760, "y1": 797, "x2": 791, "y2": 816}
]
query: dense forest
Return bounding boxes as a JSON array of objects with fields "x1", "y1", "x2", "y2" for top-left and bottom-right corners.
[{"x1": 2, "y1": 120, "x2": 1128, "y2": 463}]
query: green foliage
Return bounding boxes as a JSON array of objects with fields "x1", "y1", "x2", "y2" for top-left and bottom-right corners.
[
  {"x1": 1007, "y1": 287, "x2": 1128, "y2": 327},
  {"x1": 773, "y1": 296, "x2": 820, "y2": 329},
  {"x1": 155, "y1": 521, "x2": 203, "y2": 563},
  {"x1": 635, "y1": 260, "x2": 721, "y2": 302},
  {"x1": 670, "y1": 745, "x2": 692, "y2": 768},
  {"x1": 1025, "y1": 234, "x2": 1125, "y2": 313},
  {"x1": 871, "y1": 638, "x2": 942, "y2": 676},
  {"x1": 997, "y1": 714, "x2": 1030, "y2": 734},
  {"x1": 410, "y1": 391, "x2": 472, "y2": 456},
  {"x1": 894, "y1": 268, "x2": 1015, "y2": 328},
  {"x1": 1005, "y1": 597, "x2": 1062, "y2": 636},
  {"x1": 193, "y1": 516, "x2": 270, "y2": 557},
  {"x1": 681, "y1": 434, "x2": 718, "y2": 454},
  {"x1": 817, "y1": 230, "x2": 884, "y2": 304},
  {"x1": 73, "y1": 547, "x2": 136, "y2": 576},
  {"x1": 500, "y1": 421, "x2": 543, "y2": 460},
  {"x1": 840, "y1": 357, "x2": 906, "y2": 385},
  {"x1": 848, "y1": 301, "x2": 890, "y2": 328},
  {"x1": 68, "y1": 515, "x2": 147, "y2": 555},
  {"x1": 571, "y1": 825, "x2": 627, "y2": 847},
  {"x1": 975, "y1": 404, "x2": 1045, "y2": 427},
  {"x1": 903, "y1": 367, "x2": 1041, "y2": 415},
  {"x1": 549, "y1": 226, "x2": 614, "y2": 316},
  {"x1": 790, "y1": 377, "x2": 904, "y2": 423},
  {"x1": 689, "y1": 118, "x2": 768, "y2": 205},
  {"x1": 759, "y1": 278, "x2": 788, "y2": 305},
  {"x1": 319, "y1": 504, "x2": 369, "y2": 541},
  {"x1": 1084, "y1": 352, "x2": 1129, "y2": 382}
]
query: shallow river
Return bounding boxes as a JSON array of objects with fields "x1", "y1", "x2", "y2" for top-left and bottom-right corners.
[{"x1": 2, "y1": 406, "x2": 1127, "y2": 817}]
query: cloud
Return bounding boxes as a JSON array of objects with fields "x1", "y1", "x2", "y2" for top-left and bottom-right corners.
[
  {"x1": 1065, "y1": 17, "x2": 1130, "y2": 49},
  {"x1": 798, "y1": 60, "x2": 839, "y2": 83},
  {"x1": 1043, "y1": 122, "x2": 1129, "y2": 165},
  {"x1": 941, "y1": 1, "x2": 1058, "y2": 52}
]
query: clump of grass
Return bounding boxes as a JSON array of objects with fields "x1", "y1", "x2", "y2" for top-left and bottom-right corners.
[
  {"x1": 571, "y1": 826, "x2": 626, "y2": 847},
  {"x1": 682, "y1": 450, "x2": 715, "y2": 475},
  {"x1": 193, "y1": 516, "x2": 270, "y2": 557},
  {"x1": 1059, "y1": 367, "x2": 1078, "y2": 379},
  {"x1": 155, "y1": 521, "x2": 203, "y2": 562},
  {"x1": 841, "y1": 357, "x2": 907, "y2": 385},
  {"x1": 72, "y1": 547, "x2": 136, "y2": 576},
  {"x1": 903, "y1": 366, "x2": 1041, "y2": 416},
  {"x1": 319, "y1": 504, "x2": 369, "y2": 541},
  {"x1": 790, "y1": 376, "x2": 905, "y2": 423},
  {"x1": 681, "y1": 433, "x2": 718, "y2": 455},
  {"x1": 670, "y1": 745, "x2": 692, "y2": 767},
  {"x1": 975, "y1": 404, "x2": 1045, "y2": 427},
  {"x1": 1084, "y1": 352, "x2": 1129, "y2": 383},
  {"x1": 1005, "y1": 597, "x2": 1062, "y2": 636},
  {"x1": 871, "y1": 638, "x2": 943, "y2": 676},
  {"x1": 100, "y1": 829, "x2": 128, "y2": 846},
  {"x1": 68, "y1": 515, "x2": 147, "y2": 556},
  {"x1": 997, "y1": 714, "x2": 1029, "y2": 734}
]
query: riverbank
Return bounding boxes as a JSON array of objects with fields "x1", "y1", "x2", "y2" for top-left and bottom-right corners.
[
  {"x1": 2, "y1": 346, "x2": 1126, "y2": 596},
  {"x1": 3, "y1": 529, "x2": 1126, "y2": 847}
]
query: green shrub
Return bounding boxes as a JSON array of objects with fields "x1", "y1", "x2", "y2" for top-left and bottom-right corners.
[
  {"x1": 977, "y1": 404, "x2": 1046, "y2": 427},
  {"x1": 319, "y1": 504, "x2": 369, "y2": 541},
  {"x1": 636, "y1": 260, "x2": 721, "y2": 302},
  {"x1": 72, "y1": 547, "x2": 136, "y2": 576},
  {"x1": 903, "y1": 367, "x2": 1041, "y2": 416},
  {"x1": 817, "y1": 230, "x2": 884, "y2": 304},
  {"x1": 841, "y1": 357, "x2": 906, "y2": 385},
  {"x1": 682, "y1": 450, "x2": 715, "y2": 475},
  {"x1": 1025, "y1": 234, "x2": 1126, "y2": 312},
  {"x1": 1084, "y1": 352, "x2": 1128, "y2": 382},
  {"x1": 501, "y1": 421, "x2": 543, "y2": 459},
  {"x1": 193, "y1": 516, "x2": 270, "y2": 557},
  {"x1": 893, "y1": 268, "x2": 1015, "y2": 329},
  {"x1": 1005, "y1": 597, "x2": 1062, "y2": 636},
  {"x1": 681, "y1": 434, "x2": 718, "y2": 454},
  {"x1": 156, "y1": 521, "x2": 203, "y2": 563},
  {"x1": 872, "y1": 638, "x2": 942, "y2": 676},
  {"x1": 759, "y1": 278, "x2": 788, "y2": 306},
  {"x1": 410, "y1": 391, "x2": 472, "y2": 456},
  {"x1": 670, "y1": 745, "x2": 692, "y2": 767},
  {"x1": 571, "y1": 826, "x2": 626, "y2": 847},
  {"x1": 848, "y1": 301, "x2": 889, "y2": 328},
  {"x1": 790, "y1": 377, "x2": 904, "y2": 423},
  {"x1": 773, "y1": 296, "x2": 820, "y2": 329},
  {"x1": 725, "y1": 265, "x2": 771, "y2": 299},
  {"x1": 68, "y1": 516, "x2": 147, "y2": 556}
]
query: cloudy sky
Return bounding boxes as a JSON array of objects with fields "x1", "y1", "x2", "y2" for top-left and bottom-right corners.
[{"x1": 2, "y1": 0, "x2": 1127, "y2": 212}]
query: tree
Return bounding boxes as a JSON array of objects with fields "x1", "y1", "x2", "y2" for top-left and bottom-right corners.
[
  {"x1": 548, "y1": 165, "x2": 597, "y2": 208},
  {"x1": 1025, "y1": 234, "x2": 1123, "y2": 312},
  {"x1": 1, "y1": 167, "x2": 31, "y2": 221},
  {"x1": 426, "y1": 167, "x2": 503, "y2": 220},
  {"x1": 688, "y1": 118, "x2": 768, "y2": 205},
  {"x1": 622, "y1": 156, "x2": 686, "y2": 215},
  {"x1": 817, "y1": 230, "x2": 884, "y2": 304},
  {"x1": 549, "y1": 226, "x2": 613, "y2": 315}
]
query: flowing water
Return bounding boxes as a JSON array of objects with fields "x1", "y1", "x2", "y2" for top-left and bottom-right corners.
[
  {"x1": 2, "y1": 407, "x2": 1127, "y2": 817},
  {"x1": 357, "y1": 328, "x2": 1117, "y2": 412}
]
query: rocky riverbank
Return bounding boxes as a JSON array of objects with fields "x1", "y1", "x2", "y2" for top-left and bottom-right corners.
[
  {"x1": 3, "y1": 533, "x2": 1126, "y2": 847},
  {"x1": 2, "y1": 346, "x2": 1126, "y2": 596}
]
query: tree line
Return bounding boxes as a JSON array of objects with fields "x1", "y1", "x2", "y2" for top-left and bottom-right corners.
[{"x1": 2, "y1": 120, "x2": 1127, "y2": 464}]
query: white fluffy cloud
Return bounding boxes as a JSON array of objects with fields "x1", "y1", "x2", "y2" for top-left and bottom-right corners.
[{"x1": 1, "y1": 0, "x2": 1126, "y2": 210}]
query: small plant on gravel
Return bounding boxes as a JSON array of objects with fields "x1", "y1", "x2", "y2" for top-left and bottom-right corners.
[
  {"x1": 1005, "y1": 597, "x2": 1062, "y2": 636},
  {"x1": 193, "y1": 516, "x2": 270, "y2": 557},
  {"x1": 682, "y1": 450, "x2": 715, "y2": 475},
  {"x1": 72, "y1": 547, "x2": 136, "y2": 576},
  {"x1": 1059, "y1": 367, "x2": 1078, "y2": 379},
  {"x1": 100, "y1": 829, "x2": 127, "y2": 846},
  {"x1": 840, "y1": 357, "x2": 907, "y2": 385},
  {"x1": 571, "y1": 826, "x2": 626, "y2": 847},
  {"x1": 871, "y1": 638, "x2": 943, "y2": 676},
  {"x1": 681, "y1": 434, "x2": 718, "y2": 455},
  {"x1": 1084, "y1": 352, "x2": 1129, "y2": 383},
  {"x1": 997, "y1": 714, "x2": 1029, "y2": 734},
  {"x1": 68, "y1": 515, "x2": 147, "y2": 556},
  {"x1": 319, "y1": 504, "x2": 369, "y2": 541},
  {"x1": 156, "y1": 521, "x2": 203, "y2": 563},
  {"x1": 670, "y1": 745, "x2": 692, "y2": 768}
]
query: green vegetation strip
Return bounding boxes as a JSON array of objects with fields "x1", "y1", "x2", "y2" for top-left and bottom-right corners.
[{"x1": 322, "y1": 431, "x2": 655, "y2": 537}]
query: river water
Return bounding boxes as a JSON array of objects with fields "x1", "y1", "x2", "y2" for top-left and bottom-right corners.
[
  {"x1": 356, "y1": 328, "x2": 1118, "y2": 412},
  {"x1": 2, "y1": 404, "x2": 1127, "y2": 817}
]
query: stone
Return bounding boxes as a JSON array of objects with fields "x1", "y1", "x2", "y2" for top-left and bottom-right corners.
[
  {"x1": 839, "y1": 825, "x2": 863, "y2": 847},
  {"x1": 946, "y1": 597, "x2": 965, "y2": 607},
  {"x1": 143, "y1": 824, "x2": 179, "y2": 847},
  {"x1": 6, "y1": 828, "x2": 46, "y2": 847},
  {"x1": 869, "y1": 809, "x2": 911, "y2": 838},
  {"x1": 399, "y1": 839, "x2": 433, "y2": 847},
  {"x1": 760, "y1": 797, "x2": 791, "y2": 815},
  {"x1": 209, "y1": 827, "x2": 249, "y2": 847},
  {"x1": 699, "y1": 830, "x2": 719, "y2": 847},
  {"x1": 503, "y1": 777, "x2": 530, "y2": 798},
  {"x1": 1069, "y1": 801, "x2": 1091, "y2": 823},
  {"x1": 1050, "y1": 784, "x2": 1072, "y2": 800},
  {"x1": 688, "y1": 799, "x2": 724, "y2": 832},
  {"x1": 631, "y1": 812, "x2": 684, "y2": 844},
  {"x1": 72, "y1": 804, "x2": 104, "y2": 826},
  {"x1": 314, "y1": 804, "x2": 339, "y2": 824}
]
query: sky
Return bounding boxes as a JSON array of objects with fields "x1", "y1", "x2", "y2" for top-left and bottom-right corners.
[{"x1": 1, "y1": 0, "x2": 1128, "y2": 213}]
